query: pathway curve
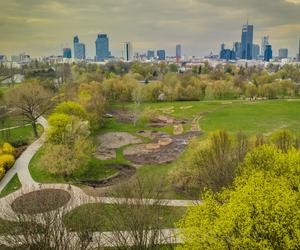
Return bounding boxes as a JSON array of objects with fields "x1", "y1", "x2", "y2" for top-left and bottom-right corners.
[{"x1": 0, "y1": 116, "x2": 200, "y2": 222}]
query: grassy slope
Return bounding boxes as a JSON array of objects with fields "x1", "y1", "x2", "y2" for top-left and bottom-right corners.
[
  {"x1": 29, "y1": 147, "x2": 118, "y2": 184},
  {"x1": 0, "y1": 174, "x2": 22, "y2": 198}
]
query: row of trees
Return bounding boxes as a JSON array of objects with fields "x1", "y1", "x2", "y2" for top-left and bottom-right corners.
[
  {"x1": 171, "y1": 129, "x2": 300, "y2": 196},
  {"x1": 178, "y1": 145, "x2": 300, "y2": 249}
]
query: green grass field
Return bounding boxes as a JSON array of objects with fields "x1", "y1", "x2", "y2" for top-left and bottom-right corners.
[
  {"x1": 28, "y1": 99, "x2": 300, "y2": 199},
  {"x1": 64, "y1": 203, "x2": 186, "y2": 232},
  {"x1": 0, "y1": 174, "x2": 22, "y2": 198},
  {"x1": 29, "y1": 147, "x2": 119, "y2": 184}
]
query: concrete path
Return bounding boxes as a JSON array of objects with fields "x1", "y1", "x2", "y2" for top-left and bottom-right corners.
[{"x1": 0, "y1": 117, "x2": 48, "y2": 192}]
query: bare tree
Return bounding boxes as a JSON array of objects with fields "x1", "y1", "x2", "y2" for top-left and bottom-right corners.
[
  {"x1": 0, "y1": 188, "x2": 101, "y2": 250},
  {"x1": 6, "y1": 82, "x2": 53, "y2": 137},
  {"x1": 103, "y1": 177, "x2": 177, "y2": 250}
]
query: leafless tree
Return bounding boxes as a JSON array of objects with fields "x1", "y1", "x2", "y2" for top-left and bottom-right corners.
[{"x1": 6, "y1": 82, "x2": 53, "y2": 137}]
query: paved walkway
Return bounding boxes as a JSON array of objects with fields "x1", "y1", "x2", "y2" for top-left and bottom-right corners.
[{"x1": 0, "y1": 116, "x2": 200, "y2": 221}]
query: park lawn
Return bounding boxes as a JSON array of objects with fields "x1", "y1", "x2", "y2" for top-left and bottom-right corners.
[
  {"x1": 0, "y1": 174, "x2": 21, "y2": 198},
  {"x1": 29, "y1": 147, "x2": 119, "y2": 184},
  {"x1": 64, "y1": 203, "x2": 186, "y2": 232},
  {"x1": 0, "y1": 124, "x2": 43, "y2": 145},
  {"x1": 0, "y1": 115, "x2": 28, "y2": 128}
]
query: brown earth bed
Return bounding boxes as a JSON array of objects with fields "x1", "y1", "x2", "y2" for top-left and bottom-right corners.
[{"x1": 11, "y1": 189, "x2": 71, "y2": 214}]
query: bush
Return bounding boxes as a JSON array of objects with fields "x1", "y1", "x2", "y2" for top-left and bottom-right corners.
[
  {"x1": 0, "y1": 154, "x2": 15, "y2": 171},
  {"x1": 9, "y1": 138, "x2": 29, "y2": 148},
  {"x1": 2, "y1": 143, "x2": 15, "y2": 155},
  {"x1": 271, "y1": 128, "x2": 294, "y2": 152},
  {"x1": 54, "y1": 101, "x2": 87, "y2": 120},
  {"x1": 0, "y1": 167, "x2": 5, "y2": 180}
]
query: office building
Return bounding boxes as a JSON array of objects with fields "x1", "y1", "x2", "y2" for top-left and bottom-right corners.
[
  {"x1": 123, "y1": 42, "x2": 133, "y2": 61},
  {"x1": 147, "y1": 50, "x2": 155, "y2": 59},
  {"x1": 0, "y1": 55, "x2": 6, "y2": 62},
  {"x1": 63, "y1": 48, "x2": 72, "y2": 59},
  {"x1": 264, "y1": 44, "x2": 273, "y2": 61},
  {"x1": 261, "y1": 36, "x2": 269, "y2": 56},
  {"x1": 95, "y1": 34, "x2": 110, "y2": 62},
  {"x1": 220, "y1": 44, "x2": 235, "y2": 60},
  {"x1": 233, "y1": 42, "x2": 242, "y2": 59},
  {"x1": 298, "y1": 39, "x2": 300, "y2": 62},
  {"x1": 176, "y1": 44, "x2": 182, "y2": 62},
  {"x1": 278, "y1": 48, "x2": 288, "y2": 59},
  {"x1": 73, "y1": 36, "x2": 86, "y2": 60},
  {"x1": 241, "y1": 22, "x2": 254, "y2": 60},
  {"x1": 157, "y1": 50, "x2": 166, "y2": 60},
  {"x1": 252, "y1": 44, "x2": 260, "y2": 60}
]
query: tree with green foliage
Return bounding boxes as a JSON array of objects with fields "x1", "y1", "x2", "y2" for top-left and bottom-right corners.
[
  {"x1": 271, "y1": 128, "x2": 294, "y2": 152},
  {"x1": 178, "y1": 172, "x2": 300, "y2": 250},
  {"x1": 54, "y1": 101, "x2": 87, "y2": 120}
]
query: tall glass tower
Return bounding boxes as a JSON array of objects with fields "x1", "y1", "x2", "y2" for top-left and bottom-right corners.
[
  {"x1": 95, "y1": 34, "x2": 110, "y2": 62},
  {"x1": 241, "y1": 22, "x2": 254, "y2": 60},
  {"x1": 73, "y1": 36, "x2": 86, "y2": 60}
]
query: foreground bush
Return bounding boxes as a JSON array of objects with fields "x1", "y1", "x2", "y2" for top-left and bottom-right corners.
[{"x1": 178, "y1": 172, "x2": 300, "y2": 250}]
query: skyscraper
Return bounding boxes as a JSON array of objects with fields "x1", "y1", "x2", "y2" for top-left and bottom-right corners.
[
  {"x1": 63, "y1": 48, "x2": 72, "y2": 59},
  {"x1": 147, "y1": 50, "x2": 155, "y2": 59},
  {"x1": 278, "y1": 48, "x2": 288, "y2": 59},
  {"x1": 220, "y1": 44, "x2": 235, "y2": 61},
  {"x1": 176, "y1": 44, "x2": 182, "y2": 62},
  {"x1": 264, "y1": 44, "x2": 273, "y2": 61},
  {"x1": 157, "y1": 50, "x2": 166, "y2": 60},
  {"x1": 252, "y1": 44, "x2": 260, "y2": 60},
  {"x1": 261, "y1": 36, "x2": 269, "y2": 56},
  {"x1": 73, "y1": 36, "x2": 86, "y2": 60},
  {"x1": 233, "y1": 42, "x2": 242, "y2": 59},
  {"x1": 95, "y1": 34, "x2": 110, "y2": 62},
  {"x1": 123, "y1": 42, "x2": 133, "y2": 61},
  {"x1": 241, "y1": 22, "x2": 254, "y2": 60},
  {"x1": 298, "y1": 38, "x2": 300, "y2": 62}
]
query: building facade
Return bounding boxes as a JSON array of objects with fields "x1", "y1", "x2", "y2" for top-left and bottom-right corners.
[
  {"x1": 233, "y1": 42, "x2": 242, "y2": 59},
  {"x1": 63, "y1": 48, "x2": 72, "y2": 59},
  {"x1": 241, "y1": 23, "x2": 254, "y2": 60},
  {"x1": 252, "y1": 44, "x2": 260, "y2": 60},
  {"x1": 147, "y1": 50, "x2": 155, "y2": 59},
  {"x1": 123, "y1": 42, "x2": 133, "y2": 61},
  {"x1": 264, "y1": 44, "x2": 273, "y2": 61},
  {"x1": 298, "y1": 39, "x2": 300, "y2": 62},
  {"x1": 176, "y1": 44, "x2": 182, "y2": 62},
  {"x1": 261, "y1": 36, "x2": 269, "y2": 56},
  {"x1": 73, "y1": 36, "x2": 86, "y2": 60},
  {"x1": 157, "y1": 50, "x2": 166, "y2": 60},
  {"x1": 95, "y1": 34, "x2": 110, "y2": 62},
  {"x1": 278, "y1": 48, "x2": 288, "y2": 59}
]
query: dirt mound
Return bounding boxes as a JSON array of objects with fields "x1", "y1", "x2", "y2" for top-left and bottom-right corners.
[
  {"x1": 124, "y1": 131, "x2": 201, "y2": 165},
  {"x1": 110, "y1": 109, "x2": 136, "y2": 123},
  {"x1": 94, "y1": 132, "x2": 142, "y2": 160}
]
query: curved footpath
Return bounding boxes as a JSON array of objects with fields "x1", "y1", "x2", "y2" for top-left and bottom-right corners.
[{"x1": 0, "y1": 117, "x2": 200, "y2": 221}]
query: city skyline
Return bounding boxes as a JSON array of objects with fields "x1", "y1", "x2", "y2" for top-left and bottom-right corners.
[{"x1": 1, "y1": 0, "x2": 300, "y2": 58}]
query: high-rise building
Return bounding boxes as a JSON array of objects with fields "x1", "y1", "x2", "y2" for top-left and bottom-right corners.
[
  {"x1": 233, "y1": 42, "x2": 242, "y2": 59},
  {"x1": 147, "y1": 50, "x2": 155, "y2": 59},
  {"x1": 0, "y1": 55, "x2": 6, "y2": 62},
  {"x1": 123, "y1": 42, "x2": 133, "y2": 61},
  {"x1": 176, "y1": 44, "x2": 182, "y2": 62},
  {"x1": 252, "y1": 44, "x2": 260, "y2": 60},
  {"x1": 264, "y1": 44, "x2": 273, "y2": 61},
  {"x1": 95, "y1": 34, "x2": 110, "y2": 62},
  {"x1": 298, "y1": 38, "x2": 300, "y2": 62},
  {"x1": 241, "y1": 22, "x2": 254, "y2": 60},
  {"x1": 73, "y1": 36, "x2": 86, "y2": 60},
  {"x1": 278, "y1": 48, "x2": 288, "y2": 59},
  {"x1": 157, "y1": 50, "x2": 166, "y2": 60},
  {"x1": 220, "y1": 44, "x2": 235, "y2": 61},
  {"x1": 63, "y1": 48, "x2": 72, "y2": 59},
  {"x1": 261, "y1": 36, "x2": 269, "y2": 56}
]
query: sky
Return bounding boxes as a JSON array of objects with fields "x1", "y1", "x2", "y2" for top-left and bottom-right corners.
[{"x1": 0, "y1": 0, "x2": 300, "y2": 58}]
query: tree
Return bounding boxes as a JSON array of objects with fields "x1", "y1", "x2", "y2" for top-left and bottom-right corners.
[
  {"x1": 55, "y1": 101, "x2": 87, "y2": 120},
  {"x1": 178, "y1": 172, "x2": 300, "y2": 250},
  {"x1": 6, "y1": 82, "x2": 52, "y2": 137},
  {"x1": 271, "y1": 128, "x2": 294, "y2": 152}
]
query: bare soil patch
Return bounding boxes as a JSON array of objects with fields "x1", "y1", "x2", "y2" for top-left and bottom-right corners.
[
  {"x1": 110, "y1": 109, "x2": 136, "y2": 123},
  {"x1": 11, "y1": 189, "x2": 71, "y2": 214},
  {"x1": 124, "y1": 131, "x2": 201, "y2": 165},
  {"x1": 94, "y1": 132, "x2": 142, "y2": 160}
]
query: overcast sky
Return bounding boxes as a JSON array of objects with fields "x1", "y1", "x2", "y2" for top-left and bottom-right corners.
[{"x1": 0, "y1": 0, "x2": 300, "y2": 58}]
